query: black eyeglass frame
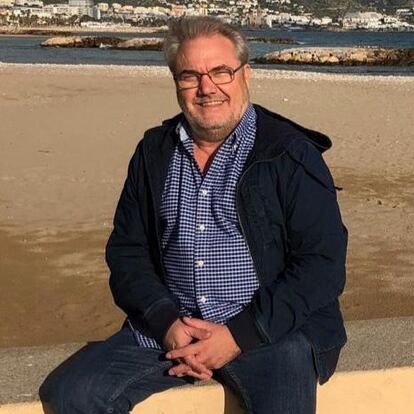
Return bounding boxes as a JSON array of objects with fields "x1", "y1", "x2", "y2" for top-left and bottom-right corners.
[{"x1": 173, "y1": 63, "x2": 247, "y2": 91}]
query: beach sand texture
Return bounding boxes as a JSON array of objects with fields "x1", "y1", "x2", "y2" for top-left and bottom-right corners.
[{"x1": 0, "y1": 64, "x2": 413, "y2": 347}]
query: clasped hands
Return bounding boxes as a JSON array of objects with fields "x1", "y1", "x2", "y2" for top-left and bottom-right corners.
[{"x1": 163, "y1": 316, "x2": 241, "y2": 380}]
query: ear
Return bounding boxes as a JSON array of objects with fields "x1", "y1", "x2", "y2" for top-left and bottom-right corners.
[{"x1": 243, "y1": 63, "x2": 252, "y2": 86}]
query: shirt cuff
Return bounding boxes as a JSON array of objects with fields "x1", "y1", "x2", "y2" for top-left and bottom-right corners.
[{"x1": 144, "y1": 299, "x2": 180, "y2": 347}]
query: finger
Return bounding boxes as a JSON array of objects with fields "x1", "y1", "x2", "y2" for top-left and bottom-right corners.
[
  {"x1": 168, "y1": 364, "x2": 211, "y2": 380},
  {"x1": 182, "y1": 316, "x2": 211, "y2": 329},
  {"x1": 168, "y1": 363, "x2": 191, "y2": 377},
  {"x1": 187, "y1": 326, "x2": 211, "y2": 340},
  {"x1": 187, "y1": 369, "x2": 212, "y2": 381},
  {"x1": 185, "y1": 369, "x2": 212, "y2": 381},
  {"x1": 171, "y1": 355, "x2": 211, "y2": 377},
  {"x1": 184, "y1": 355, "x2": 212, "y2": 377},
  {"x1": 166, "y1": 342, "x2": 201, "y2": 360}
]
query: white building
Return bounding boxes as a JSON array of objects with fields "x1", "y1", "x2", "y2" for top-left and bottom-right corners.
[
  {"x1": 68, "y1": 0, "x2": 93, "y2": 17},
  {"x1": 92, "y1": 5, "x2": 100, "y2": 19},
  {"x1": 26, "y1": 7, "x2": 52, "y2": 18},
  {"x1": 320, "y1": 16, "x2": 332, "y2": 25},
  {"x1": 132, "y1": 6, "x2": 169, "y2": 16},
  {"x1": 43, "y1": 4, "x2": 72, "y2": 16},
  {"x1": 343, "y1": 12, "x2": 384, "y2": 29},
  {"x1": 247, "y1": 8, "x2": 264, "y2": 26},
  {"x1": 96, "y1": 2, "x2": 108, "y2": 12},
  {"x1": 118, "y1": 5, "x2": 133, "y2": 14},
  {"x1": 0, "y1": 0, "x2": 15, "y2": 7},
  {"x1": 14, "y1": 0, "x2": 42, "y2": 5},
  {"x1": 170, "y1": 4, "x2": 187, "y2": 17},
  {"x1": 289, "y1": 14, "x2": 311, "y2": 25},
  {"x1": 396, "y1": 8, "x2": 412, "y2": 17}
]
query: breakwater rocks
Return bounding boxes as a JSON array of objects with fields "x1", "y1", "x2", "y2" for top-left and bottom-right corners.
[
  {"x1": 40, "y1": 35, "x2": 297, "y2": 50},
  {"x1": 254, "y1": 47, "x2": 414, "y2": 66},
  {"x1": 41, "y1": 36, "x2": 164, "y2": 51},
  {"x1": 247, "y1": 36, "x2": 298, "y2": 45},
  {"x1": 116, "y1": 38, "x2": 164, "y2": 50}
]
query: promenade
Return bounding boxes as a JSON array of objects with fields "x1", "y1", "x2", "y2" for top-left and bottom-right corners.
[{"x1": 1, "y1": 317, "x2": 413, "y2": 413}]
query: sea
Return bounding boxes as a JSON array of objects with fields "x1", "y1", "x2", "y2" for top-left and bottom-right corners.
[{"x1": 1, "y1": 28, "x2": 413, "y2": 76}]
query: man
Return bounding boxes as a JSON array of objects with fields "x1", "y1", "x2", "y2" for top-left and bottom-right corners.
[{"x1": 40, "y1": 16, "x2": 347, "y2": 414}]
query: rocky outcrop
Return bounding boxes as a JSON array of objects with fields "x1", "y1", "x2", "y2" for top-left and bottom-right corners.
[
  {"x1": 41, "y1": 36, "x2": 123, "y2": 48},
  {"x1": 247, "y1": 36, "x2": 298, "y2": 45},
  {"x1": 41, "y1": 36, "x2": 164, "y2": 51},
  {"x1": 116, "y1": 38, "x2": 164, "y2": 51},
  {"x1": 253, "y1": 47, "x2": 414, "y2": 66}
]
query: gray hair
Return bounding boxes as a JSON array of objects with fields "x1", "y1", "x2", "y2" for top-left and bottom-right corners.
[{"x1": 163, "y1": 16, "x2": 249, "y2": 72}]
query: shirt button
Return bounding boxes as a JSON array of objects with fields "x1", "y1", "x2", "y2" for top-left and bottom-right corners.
[
  {"x1": 198, "y1": 224, "x2": 206, "y2": 231},
  {"x1": 199, "y1": 296, "x2": 207, "y2": 304},
  {"x1": 196, "y1": 260, "x2": 204, "y2": 267},
  {"x1": 201, "y1": 189, "x2": 208, "y2": 196}
]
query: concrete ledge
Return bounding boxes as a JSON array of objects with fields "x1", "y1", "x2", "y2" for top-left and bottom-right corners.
[
  {"x1": 1, "y1": 317, "x2": 413, "y2": 413},
  {"x1": 0, "y1": 368, "x2": 413, "y2": 414}
]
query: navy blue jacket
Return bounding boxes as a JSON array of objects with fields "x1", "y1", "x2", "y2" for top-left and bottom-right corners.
[{"x1": 106, "y1": 104, "x2": 348, "y2": 384}]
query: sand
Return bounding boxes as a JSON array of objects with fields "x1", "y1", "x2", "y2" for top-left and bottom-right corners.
[{"x1": 0, "y1": 63, "x2": 413, "y2": 347}]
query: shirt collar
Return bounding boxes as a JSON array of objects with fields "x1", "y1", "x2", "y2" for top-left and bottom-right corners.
[
  {"x1": 228, "y1": 103, "x2": 256, "y2": 153},
  {"x1": 176, "y1": 118, "x2": 191, "y2": 143}
]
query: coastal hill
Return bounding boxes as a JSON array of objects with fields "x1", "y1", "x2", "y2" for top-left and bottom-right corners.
[
  {"x1": 296, "y1": 0, "x2": 414, "y2": 18},
  {"x1": 38, "y1": 0, "x2": 414, "y2": 20}
]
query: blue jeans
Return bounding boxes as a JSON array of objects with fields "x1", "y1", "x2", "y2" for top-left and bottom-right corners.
[{"x1": 39, "y1": 328, "x2": 317, "y2": 414}]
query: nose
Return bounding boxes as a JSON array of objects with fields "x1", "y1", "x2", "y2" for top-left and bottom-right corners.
[{"x1": 198, "y1": 73, "x2": 217, "y2": 95}]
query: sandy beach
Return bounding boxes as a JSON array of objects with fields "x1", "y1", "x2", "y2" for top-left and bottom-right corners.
[{"x1": 0, "y1": 63, "x2": 413, "y2": 347}]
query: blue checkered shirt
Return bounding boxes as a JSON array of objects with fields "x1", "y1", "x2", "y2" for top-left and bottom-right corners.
[{"x1": 130, "y1": 105, "x2": 260, "y2": 349}]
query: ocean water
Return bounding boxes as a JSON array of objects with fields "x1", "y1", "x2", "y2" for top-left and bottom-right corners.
[{"x1": 0, "y1": 29, "x2": 413, "y2": 75}]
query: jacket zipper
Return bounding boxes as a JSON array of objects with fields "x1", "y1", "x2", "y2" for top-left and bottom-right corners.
[
  {"x1": 236, "y1": 160, "x2": 274, "y2": 344},
  {"x1": 144, "y1": 148, "x2": 168, "y2": 283},
  {"x1": 236, "y1": 160, "x2": 263, "y2": 285}
]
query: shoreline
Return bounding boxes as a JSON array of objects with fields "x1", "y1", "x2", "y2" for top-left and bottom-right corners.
[
  {"x1": 1, "y1": 62, "x2": 414, "y2": 82},
  {"x1": 1, "y1": 24, "x2": 413, "y2": 34},
  {"x1": 0, "y1": 25, "x2": 167, "y2": 35}
]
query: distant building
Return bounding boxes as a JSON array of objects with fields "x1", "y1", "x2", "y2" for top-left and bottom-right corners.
[
  {"x1": 119, "y1": 5, "x2": 133, "y2": 14},
  {"x1": 43, "y1": 4, "x2": 72, "y2": 16},
  {"x1": 92, "y1": 5, "x2": 100, "y2": 19},
  {"x1": 14, "y1": 0, "x2": 42, "y2": 5},
  {"x1": 111, "y1": 3, "x2": 121, "y2": 12},
  {"x1": 247, "y1": 8, "x2": 264, "y2": 26},
  {"x1": 0, "y1": 0, "x2": 15, "y2": 7},
  {"x1": 96, "y1": 2, "x2": 108, "y2": 12},
  {"x1": 68, "y1": 0, "x2": 93, "y2": 17},
  {"x1": 343, "y1": 12, "x2": 384, "y2": 29},
  {"x1": 396, "y1": 8, "x2": 412, "y2": 17},
  {"x1": 320, "y1": 16, "x2": 332, "y2": 26},
  {"x1": 170, "y1": 4, "x2": 187, "y2": 17},
  {"x1": 132, "y1": 5, "x2": 169, "y2": 17}
]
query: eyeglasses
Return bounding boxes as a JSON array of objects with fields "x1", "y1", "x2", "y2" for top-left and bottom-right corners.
[{"x1": 174, "y1": 63, "x2": 246, "y2": 91}]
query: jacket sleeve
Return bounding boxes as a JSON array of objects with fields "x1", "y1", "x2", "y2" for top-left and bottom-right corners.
[
  {"x1": 106, "y1": 141, "x2": 179, "y2": 345},
  {"x1": 227, "y1": 140, "x2": 348, "y2": 352}
]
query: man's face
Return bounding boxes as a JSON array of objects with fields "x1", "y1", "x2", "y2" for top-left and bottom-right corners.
[{"x1": 174, "y1": 34, "x2": 251, "y2": 142}]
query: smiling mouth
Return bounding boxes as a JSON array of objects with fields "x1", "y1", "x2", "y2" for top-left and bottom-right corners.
[{"x1": 197, "y1": 100, "x2": 226, "y2": 107}]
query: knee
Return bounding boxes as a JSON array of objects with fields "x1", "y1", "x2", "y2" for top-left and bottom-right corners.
[
  {"x1": 39, "y1": 368, "x2": 71, "y2": 414},
  {"x1": 277, "y1": 331, "x2": 316, "y2": 378},
  {"x1": 39, "y1": 357, "x2": 104, "y2": 414}
]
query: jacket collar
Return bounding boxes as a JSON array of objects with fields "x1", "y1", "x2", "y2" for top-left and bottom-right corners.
[
  {"x1": 145, "y1": 103, "x2": 332, "y2": 160},
  {"x1": 247, "y1": 104, "x2": 332, "y2": 165},
  {"x1": 142, "y1": 104, "x2": 332, "y2": 209}
]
